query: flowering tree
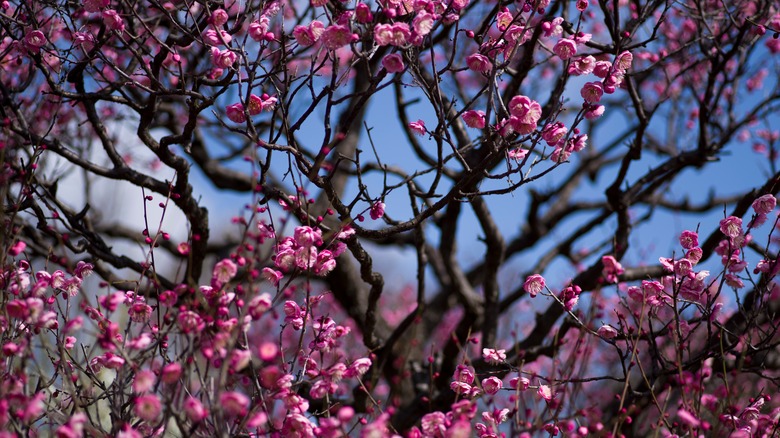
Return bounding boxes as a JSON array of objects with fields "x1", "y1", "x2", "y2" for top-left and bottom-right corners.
[{"x1": 2, "y1": 0, "x2": 780, "y2": 436}]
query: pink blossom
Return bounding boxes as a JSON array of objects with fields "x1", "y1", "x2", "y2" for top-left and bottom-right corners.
[
  {"x1": 24, "y1": 30, "x2": 47, "y2": 50},
  {"x1": 537, "y1": 384, "x2": 553, "y2": 401},
  {"x1": 508, "y1": 95, "x2": 542, "y2": 125},
  {"x1": 581, "y1": 81, "x2": 604, "y2": 103},
  {"x1": 183, "y1": 396, "x2": 208, "y2": 422},
  {"x1": 752, "y1": 194, "x2": 776, "y2": 215},
  {"x1": 374, "y1": 23, "x2": 411, "y2": 46},
  {"x1": 454, "y1": 364, "x2": 475, "y2": 384},
  {"x1": 57, "y1": 412, "x2": 87, "y2": 438},
  {"x1": 19, "y1": 392, "x2": 45, "y2": 423},
  {"x1": 83, "y1": 0, "x2": 109, "y2": 13},
  {"x1": 615, "y1": 51, "x2": 633, "y2": 72},
  {"x1": 134, "y1": 394, "x2": 161, "y2": 421},
  {"x1": 593, "y1": 60, "x2": 612, "y2": 78},
  {"x1": 482, "y1": 348, "x2": 507, "y2": 364},
  {"x1": 202, "y1": 29, "x2": 232, "y2": 46},
  {"x1": 161, "y1": 362, "x2": 182, "y2": 384},
  {"x1": 132, "y1": 370, "x2": 156, "y2": 394},
  {"x1": 413, "y1": 11, "x2": 436, "y2": 36},
  {"x1": 720, "y1": 216, "x2": 743, "y2": 238},
  {"x1": 677, "y1": 409, "x2": 701, "y2": 428},
  {"x1": 510, "y1": 376, "x2": 530, "y2": 390},
  {"x1": 597, "y1": 325, "x2": 618, "y2": 339},
  {"x1": 346, "y1": 357, "x2": 372, "y2": 377},
  {"x1": 297, "y1": 21, "x2": 325, "y2": 46},
  {"x1": 523, "y1": 274, "x2": 546, "y2": 297},
  {"x1": 676, "y1": 258, "x2": 695, "y2": 277},
  {"x1": 313, "y1": 250, "x2": 336, "y2": 275},
  {"x1": 508, "y1": 148, "x2": 528, "y2": 161},
  {"x1": 248, "y1": 18, "x2": 270, "y2": 41},
  {"x1": 409, "y1": 120, "x2": 426, "y2": 135},
  {"x1": 210, "y1": 9, "x2": 228, "y2": 26},
  {"x1": 211, "y1": 47, "x2": 236, "y2": 69},
  {"x1": 601, "y1": 255, "x2": 623, "y2": 283},
  {"x1": 220, "y1": 391, "x2": 250, "y2": 417},
  {"x1": 463, "y1": 110, "x2": 486, "y2": 129},
  {"x1": 679, "y1": 230, "x2": 699, "y2": 249},
  {"x1": 247, "y1": 292, "x2": 272, "y2": 319},
  {"x1": 226, "y1": 103, "x2": 246, "y2": 123},
  {"x1": 450, "y1": 0, "x2": 470, "y2": 10},
  {"x1": 356, "y1": 3, "x2": 373, "y2": 23},
  {"x1": 128, "y1": 303, "x2": 152, "y2": 323},
  {"x1": 559, "y1": 284, "x2": 581, "y2": 311},
  {"x1": 553, "y1": 38, "x2": 577, "y2": 60},
  {"x1": 247, "y1": 94, "x2": 267, "y2": 115},
  {"x1": 102, "y1": 10, "x2": 125, "y2": 31},
  {"x1": 466, "y1": 53, "x2": 492, "y2": 72},
  {"x1": 482, "y1": 376, "x2": 503, "y2": 394},
  {"x1": 542, "y1": 17, "x2": 564, "y2": 37},
  {"x1": 542, "y1": 122, "x2": 567, "y2": 145},
  {"x1": 295, "y1": 225, "x2": 322, "y2": 247},
  {"x1": 421, "y1": 412, "x2": 447, "y2": 436},
  {"x1": 321, "y1": 25, "x2": 355, "y2": 50},
  {"x1": 283, "y1": 413, "x2": 315, "y2": 437},
  {"x1": 570, "y1": 55, "x2": 596, "y2": 75},
  {"x1": 177, "y1": 310, "x2": 205, "y2": 333},
  {"x1": 382, "y1": 54, "x2": 405, "y2": 73},
  {"x1": 585, "y1": 104, "x2": 605, "y2": 120},
  {"x1": 261, "y1": 267, "x2": 283, "y2": 286},
  {"x1": 8, "y1": 241, "x2": 25, "y2": 256},
  {"x1": 370, "y1": 201, "x2": 386, "y2": 219},
  {"x1": 212, "y1": 258, "x2": 238, "y2": 285}
]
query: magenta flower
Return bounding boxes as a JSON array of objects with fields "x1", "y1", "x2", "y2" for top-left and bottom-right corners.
[
  {"x1": 581, "y1": 81, "x2": 604, "y2": 103},
  {"x1": 601, "y1": 255, "x2": 624, "y2": 283},
  {"x1": 542, "y1": 122, "x2": 568, "y2": 145},
  {"x1": 752, "y1": 194, "x2": 776, "y2": 215},
  {"x1": 134, "y1": 394, "x2": 161, "y2": 422},
  {"x1": 615, "y1": 51, "x2": 634, "y2": 72},
  {"x1": 212, "y1": 258, "x2": 238, "y2": 285},
  {"x1": 161, "y1": 362, "x2": 182, "y2": 384},
  {"x1": 220, "y1": 391, "x2": 250, "y2": 417},
  {"x1": 537, "y1": 384, "x2": 553, "y2": 401},
  {"x1": 510, "y1": 376, "x2": 530, "y2": 390},
  {"x1": 24, "y1": 30, "x2": 47, "y2": 50},
  {"x1": 177, "y1": 310, "x2": 205, "y2": 334},
  {"x1": 597, "y1": 325, "x2": 618, "y2": 339},
  {"x1": 466, "y1": 53, "x2": 492, "y2": 72},
  {"x1": 719, "y1": 216, "x2": 743, "y2": 238},
  {"x1": 83, "y1": 0, "x2": 109, "y2": 13},
  {"x1": 413, "y1": 11, "x2": 436, "y2": 36},
  {"x1": 523, "y1": 274, "x2": 546, "y2": 297},
  {"x1": 482, "y1": 348, "x2": 507, "y2": 364},
  {"x1": 482, "y1": 376, "x2": 503, "y2": 395},
  {"x1": 183, "y1": 396, "x2": 207, "y2": 422},
  {"x1": 409, "y1": 120, "x2": 426, "y2": 135},
  {"x1": 382, "y1": 54, "x2": 405, "y2": 73},
  {"x1": 210, "y1": 47, "x2": 236, "y2": 69},
  {"x1": 102, "y1": 10, "x2": 125, "y2": 31},
  {"x1": 508, "y1": 95, "x2": 542, "y2": 125},
  {"x1": 370, "y1": 201, "x2": 386, "y2": 220},
  {"x1": 462, "y1": 110, "x2": 486, "y2": 129},
  {"x1": 8, "y1": 241, "x2": 26, "y2": 256},
  {"x1": 210, "y1": 9, "x2": 228, "y2": 26},
  {"x1": 553, "y1": 38, "x2": 577, "y2": 60},
  {"x1": 132, "y1": 369, "x2": 156, "y2": 394},
  {"x1": 226, "y1": 103, "x2": 246, "y2": 123},
  {"x1": 321, "y1": 25, "x2": 355, "y2": 50},
  {"x1": 248, "y1": 18, "x2": 270, "y2": 41}
]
